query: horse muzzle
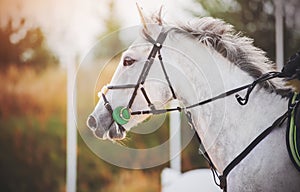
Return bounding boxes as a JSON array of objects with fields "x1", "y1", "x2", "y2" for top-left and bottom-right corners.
[{"x1": 86, "y1": 95, "x2": 128, "y2": 140}]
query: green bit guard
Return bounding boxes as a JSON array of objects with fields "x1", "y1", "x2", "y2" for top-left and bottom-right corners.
[{"x1": 112, "y1": 106, "x2": 131, "y2": 125}]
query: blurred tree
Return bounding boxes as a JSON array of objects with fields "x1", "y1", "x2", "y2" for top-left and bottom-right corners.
[
  {"x1": 192, "y1": 0, "x2": 300, "y2": 63},
  {"x1": 95, "y1": 0, "x2": 124, "y2": 58},
  {"x1": 0, "y1": 18, "x2": 58, "y2": 71},
  {"x1": 284, "y1": 0, "x2": 300, "y2": 59}
]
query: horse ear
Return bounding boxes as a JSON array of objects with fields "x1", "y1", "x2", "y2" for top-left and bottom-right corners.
[
  {"x1": 155, "y1": 5, "x2": 163, "y2": 26},
  {"x1": 136, "y1": 3, "x2": 150, "y2": 33},
  {"x1": 149, "y1": 6, "x2": 163, "y2": 26}
]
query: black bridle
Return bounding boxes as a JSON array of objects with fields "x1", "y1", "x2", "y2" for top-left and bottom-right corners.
[{"x1": 99, "y1": 29, "x2": 298, "y2": 191}]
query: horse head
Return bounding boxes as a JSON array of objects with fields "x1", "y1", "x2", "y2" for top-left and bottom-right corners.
[{"x1": 87, "y1": 7, "x2": 174, "y2": 141}]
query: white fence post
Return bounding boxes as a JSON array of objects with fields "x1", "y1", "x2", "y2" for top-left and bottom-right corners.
[{"x1": 66, "y1": 58, "x2": 77, "y2": 192}]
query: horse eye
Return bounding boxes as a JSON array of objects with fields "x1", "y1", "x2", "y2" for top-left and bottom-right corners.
[{"x1": 123, "y1": 56, "x2": 136, "y2": 66}]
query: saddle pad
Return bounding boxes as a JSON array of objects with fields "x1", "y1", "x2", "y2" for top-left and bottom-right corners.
[{"x1": 286, "y1": 92, "x2": 300, "y2": 171}]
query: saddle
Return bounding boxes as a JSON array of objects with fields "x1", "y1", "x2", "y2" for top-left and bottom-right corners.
[{"x1": 286, "y1": 92, "x2": 300, "y2": 171}]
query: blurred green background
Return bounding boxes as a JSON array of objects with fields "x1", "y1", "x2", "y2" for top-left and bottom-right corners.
[{"x1": 1, "y1": 0, "x2": 300, "y2": 191}]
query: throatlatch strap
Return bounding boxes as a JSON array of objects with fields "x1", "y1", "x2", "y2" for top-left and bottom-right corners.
[
  {"x1": 158, "y1": 50, "x2": 177, "y2": 99},
  {"x1": 286, "y1": 92, "x2": 300, "y2": 171}
]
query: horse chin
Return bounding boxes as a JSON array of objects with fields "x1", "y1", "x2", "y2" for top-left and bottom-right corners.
[{"x1": 94, "y1": 122, "x2": 127, "y2": 141}]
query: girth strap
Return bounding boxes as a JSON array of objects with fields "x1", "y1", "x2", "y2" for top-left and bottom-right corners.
[{"x1": 286, "y1": 92, "x2": 300, "y2": 171}]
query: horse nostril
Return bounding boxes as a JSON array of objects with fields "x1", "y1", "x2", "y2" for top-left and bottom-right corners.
[{"x1": 87, "y1": 115, "x2": 98, "y2": 131}]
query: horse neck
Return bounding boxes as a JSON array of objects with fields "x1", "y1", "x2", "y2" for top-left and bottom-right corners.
[{"x1": 164, "y1": 36, "x2": 289, "y2": 172}]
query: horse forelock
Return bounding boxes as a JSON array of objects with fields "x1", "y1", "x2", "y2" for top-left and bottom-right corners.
[{"x1": 142, "y1": 15, "x2": 292, "y2": 97}]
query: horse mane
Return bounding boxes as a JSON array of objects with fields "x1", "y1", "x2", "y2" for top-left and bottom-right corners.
[{"x1": 147, "y1": 15, "x2": 292, "y2": 97}]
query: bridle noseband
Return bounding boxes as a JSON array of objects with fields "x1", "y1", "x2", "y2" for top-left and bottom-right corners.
[{"x1": 98, "y1": 28, "x2": 298, "y2": 191}]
